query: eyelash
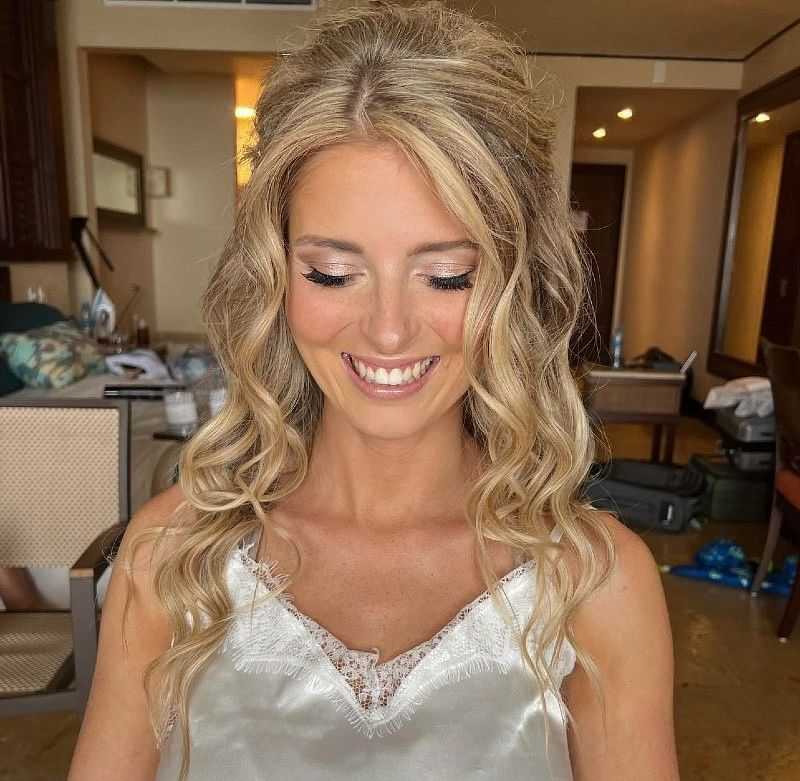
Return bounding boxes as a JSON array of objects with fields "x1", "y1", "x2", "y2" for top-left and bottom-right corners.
[{"x1": 301, "y1": 268, "x2": 474, "y2": 291}]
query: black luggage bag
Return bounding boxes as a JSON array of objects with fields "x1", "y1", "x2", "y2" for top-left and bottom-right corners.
[
  {"x1": 581, "y1": 459, "x2": 705, "y2": 533},
  {"x1": 687, "y1": 454, "x2": 773, "y2": 523}
]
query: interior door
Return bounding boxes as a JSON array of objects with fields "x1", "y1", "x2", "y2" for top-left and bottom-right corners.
[{"x1": 569, "y1": 163, "x2": 626, "y2": 365}]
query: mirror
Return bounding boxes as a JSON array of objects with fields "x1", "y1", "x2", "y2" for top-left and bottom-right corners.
[
  {"x1": 709, "y1": 66, "x2": 800, "y2": 379},
  {"x1": 92, "y1": 138, "x2": 145, "y2": 227}
]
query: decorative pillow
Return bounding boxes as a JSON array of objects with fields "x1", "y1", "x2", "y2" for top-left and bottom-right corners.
[{"x1": 0, "y1": 320, "x2": 106, "y2": 389}]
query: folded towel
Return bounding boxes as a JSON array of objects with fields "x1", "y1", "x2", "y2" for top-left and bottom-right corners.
[
  {"x1": 104, "y1": 349, "x2": 170, "y2": 380},
  {"x1": 703, "y1": 376, "x2": 773, "y2": 418}
]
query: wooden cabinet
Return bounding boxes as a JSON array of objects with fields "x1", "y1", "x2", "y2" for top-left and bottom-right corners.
[{"x1": 0, "y1": 0, "x2": 70, "y2": 261}]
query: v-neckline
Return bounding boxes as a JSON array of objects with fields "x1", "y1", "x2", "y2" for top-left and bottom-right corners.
[{"x1": 237, "y1": 542, "x2": 536, "y2": 671}]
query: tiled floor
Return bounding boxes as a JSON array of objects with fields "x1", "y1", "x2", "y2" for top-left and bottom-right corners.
[
  {"x1": 605, "y1": 417, "x2": 800, "y2": 781},
  {"x1": 1, "y1": 416, "x2": 798, "y2": 780}
]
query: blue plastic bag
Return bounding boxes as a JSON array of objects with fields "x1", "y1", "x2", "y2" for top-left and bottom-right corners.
[{"x1": 663, "y1": 538, "x2": 797, "y2": 597}]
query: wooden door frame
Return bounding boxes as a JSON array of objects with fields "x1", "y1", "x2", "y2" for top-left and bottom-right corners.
[{"x1": 708, "y1": 64, "x2": 800, "y2": 380}]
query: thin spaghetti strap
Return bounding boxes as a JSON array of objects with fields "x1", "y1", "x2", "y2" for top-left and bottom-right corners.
[
  {"x1": 241, "y1": 524, "x2": 264, "y2": 557},
  {"x1": 548, "y1": 523, "x2": 564, "y2": 544}
]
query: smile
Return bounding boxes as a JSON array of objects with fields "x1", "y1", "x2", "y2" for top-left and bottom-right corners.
[{"x1": 341, "y1": 353, "x2": 440, "y2": 398}]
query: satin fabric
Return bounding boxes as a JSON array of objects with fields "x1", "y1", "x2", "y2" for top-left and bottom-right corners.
[{"x1": 155, "y1": 534, "x2": 576, "y2": 780}]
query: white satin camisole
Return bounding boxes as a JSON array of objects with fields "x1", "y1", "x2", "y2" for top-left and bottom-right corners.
[{"x1": 155, "y1": 525, "x2": 576, "y2": 780}]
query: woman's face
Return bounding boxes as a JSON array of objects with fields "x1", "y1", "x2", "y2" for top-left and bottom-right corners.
[{"x1": 285, "y1": 140, "x2": 479, "y2": 440}]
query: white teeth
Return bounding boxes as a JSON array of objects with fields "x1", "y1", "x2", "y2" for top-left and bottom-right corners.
[
  {"x1": 388, "y1": 368, "x2": 404, "y2": 385},
  {"x1": 349, "y1": 355, "x2": 435, "y2": 386}
]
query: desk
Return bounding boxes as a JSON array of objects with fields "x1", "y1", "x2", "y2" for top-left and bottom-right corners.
[{"x1": 581, "y1": 363, "x2": 686, "y2": 465}]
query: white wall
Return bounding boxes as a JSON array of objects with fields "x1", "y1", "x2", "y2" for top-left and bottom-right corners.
[
  {"x1": 533, "y1": 56, "x2": 742, "y2": 192},
  {"x1": 89, "y1": 53, "x2": 158, "y2": 334},
  {"x1": 146, "y1": 73, "x2": 236, "y2": 337},
  {"x1": 620, "y1": 97, "x2": 739, "y2": 402}
]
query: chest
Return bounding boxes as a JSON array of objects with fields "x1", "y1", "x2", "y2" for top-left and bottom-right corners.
[{"x1": 253, "y1": 519, "x2": 521, "y2": 665}]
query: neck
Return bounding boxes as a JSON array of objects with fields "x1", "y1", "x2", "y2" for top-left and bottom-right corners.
[{"x1": 290, "y1": 405, "x2": 481, "y2": 533}]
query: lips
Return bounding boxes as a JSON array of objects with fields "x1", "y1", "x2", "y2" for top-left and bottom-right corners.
[
  {"x1": 341, "y1": 352, "x2": 439, "y2": 398},
  {"x1": 342, "y1": 353, "x2": 438, "y2": 385}
]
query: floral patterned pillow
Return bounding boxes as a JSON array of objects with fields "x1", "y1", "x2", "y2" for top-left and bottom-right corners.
[{"x1": 0, "y1": 320, "x2": 107, "y2": 389}]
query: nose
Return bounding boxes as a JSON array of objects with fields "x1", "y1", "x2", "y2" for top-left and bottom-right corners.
[{"x1": 361, "y1": 278, "x2": 420, "y2": 355}]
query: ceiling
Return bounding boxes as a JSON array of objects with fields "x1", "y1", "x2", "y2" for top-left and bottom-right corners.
[
  {"x1": 114, "y1": 1, "x2": 799, "y2": 69},
  {"x1": 574, "y1": 87, "x2": 736, "y2": 147},
  {"x1": 394, "y1": 0, "x2": 799, "y2": 61}
]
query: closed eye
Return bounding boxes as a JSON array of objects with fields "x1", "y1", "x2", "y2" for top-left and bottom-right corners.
[{"x1": 301, "y1": 268, "x2": 474, "y2": 291}]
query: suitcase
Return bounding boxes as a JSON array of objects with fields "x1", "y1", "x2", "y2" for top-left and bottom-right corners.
[
  {"x1": 687, "y1": 454, "x2": 773, "y2": 523},
  {"x1": 715, "y1": 409, "x2": 776, "y2": 472},
  {"x1": 715, "y1": 408, "x2": 775, "y2": 443},
  {"x1": 582, "y1": 459, "x2": 705, "y2": 533},
  {"x1": 728, "y1": 448, "x2": 774, "y2": 472}
]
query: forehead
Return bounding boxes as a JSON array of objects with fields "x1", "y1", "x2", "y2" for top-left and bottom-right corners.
[{"x1": 288, "y1": 140, "x2": 469, "y2": 245}]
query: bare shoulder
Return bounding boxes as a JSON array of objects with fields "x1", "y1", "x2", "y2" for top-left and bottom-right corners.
[
  {"x1": 129, "y1": 482, "x2": 191, "y2": 536},
  {"x1": 592, "y1": 510, "x2": 661, "y2": 595},
  {"x1": 118, "y1": 483, "x2": 193, "y2": 566},
  {"x1": 565, "y1": 510, "x2": 669, "y2": 667},
  {"x1": 562, "y1": 512, "x2": 679, "y2": 780}
]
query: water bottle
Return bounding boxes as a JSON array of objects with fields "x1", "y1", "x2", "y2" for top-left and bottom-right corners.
[{"x1": 610, "y1": 327, "x2": 624, "y2": 369}]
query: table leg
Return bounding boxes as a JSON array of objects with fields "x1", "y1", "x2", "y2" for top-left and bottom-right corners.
[
  {"x1": 651, "y1": 424, "x2": 663, "y2": 463},
  {"x1": 663, "y1": 424, "x2": 677, "y2": 465}
]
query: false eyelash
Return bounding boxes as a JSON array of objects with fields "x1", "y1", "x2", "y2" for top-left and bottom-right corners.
[
  {"x1": 301, "y1": 268, "x2": 474, "y2": 291},
  {"x1": 429, "y1": 272, "x2": 473, "y2": 291},
  {"x1": 301, "y1": 268, "x2": 353, "y2": 287}
]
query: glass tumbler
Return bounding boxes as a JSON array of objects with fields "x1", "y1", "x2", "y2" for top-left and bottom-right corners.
[{"x1": 163, "y1": 390, "x2": 199, "y2": 436}]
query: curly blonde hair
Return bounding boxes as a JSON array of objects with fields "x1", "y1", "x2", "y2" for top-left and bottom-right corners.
[{"x1": 123, "y1": 2, "x2": 615, "y2": 778}]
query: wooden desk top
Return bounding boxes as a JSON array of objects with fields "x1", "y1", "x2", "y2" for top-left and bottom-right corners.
[{"x1": 583, "y1": 362, "x2": 686, "y2": 383}]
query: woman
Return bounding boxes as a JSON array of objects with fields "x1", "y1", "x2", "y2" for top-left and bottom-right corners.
[{"x1": 69, "y1": 2, "x2": 678, "y2": 779}]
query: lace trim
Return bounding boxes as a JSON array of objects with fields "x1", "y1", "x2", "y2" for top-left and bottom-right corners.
[
  {"x1": 214, "y1": 542, "x2": 556, "y2": 737},
  {"x1": 157, "y1": 539, "x2": 575, "y2": 744},
  {"x1": 236, "y1": 543, "x2": 535, "y2": 713}
]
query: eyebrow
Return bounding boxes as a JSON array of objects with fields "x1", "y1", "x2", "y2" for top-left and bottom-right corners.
[{"x1": 292, "y1": 235, "x2": 479, "y2": 256}]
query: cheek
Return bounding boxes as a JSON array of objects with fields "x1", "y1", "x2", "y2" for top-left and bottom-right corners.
[
  {"x1": 429, "y1": 297, "x2": 468, "y2": 351},
  {"x1": 285, "y1": 283, "x2": 350, "y2": 347}
]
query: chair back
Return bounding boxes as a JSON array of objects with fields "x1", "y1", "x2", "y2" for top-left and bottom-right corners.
[
  {"x1": 0, "y1": 399, "x2": 130, "y2": 568},
  {"x1": 761, "y1": 338, "x2": 800, "y2": 474}
]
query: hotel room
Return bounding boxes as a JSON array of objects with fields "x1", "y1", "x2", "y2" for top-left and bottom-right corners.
[{"x1": 0, "y1": 1, "x2": 799, "y2": 778}]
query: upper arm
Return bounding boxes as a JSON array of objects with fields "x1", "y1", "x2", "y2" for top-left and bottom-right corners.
[
  {"x1": 562, "y1": 514, "x2": 680, "y2": 781},
  {"x1": 68, "y1": 484, "x2": 189, "y2": 781}
]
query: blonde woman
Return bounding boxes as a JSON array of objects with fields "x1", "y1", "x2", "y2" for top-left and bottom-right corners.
[{"x1": 70, "y1": 2, "x2": 678, "y2": 779}]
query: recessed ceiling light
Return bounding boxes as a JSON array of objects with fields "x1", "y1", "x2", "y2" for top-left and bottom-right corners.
[
  {"x1": 235, "y1": 106, "x2": 256, "y2": 119},
  {"x1": 617, "y1": 107, "x2": 634, "y2": 120},
  {"x1": 592, "y1": 127, "x2": 607, "y2": 139},
  {"x1": 752, "y1": 112, "x2": 770, "y2": 123}
]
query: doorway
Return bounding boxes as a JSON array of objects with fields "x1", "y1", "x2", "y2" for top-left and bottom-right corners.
[{"x1": 569, "y1": 162, "x2": 627, "y2": 365}]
